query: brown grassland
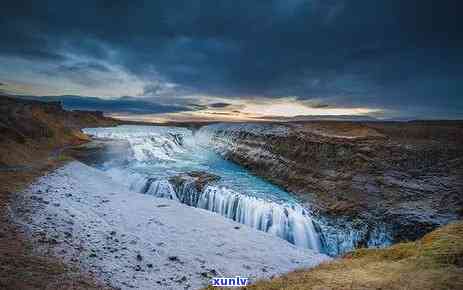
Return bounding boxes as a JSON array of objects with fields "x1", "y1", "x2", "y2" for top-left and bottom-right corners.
[
  {"x1": 205, "y1": 221, "x2": 463, "y2": 290},
  {"x1": 0, "y1": 96, "x2": 115, "y2": 289}
]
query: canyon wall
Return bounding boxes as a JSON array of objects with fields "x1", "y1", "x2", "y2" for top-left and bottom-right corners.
[{"x1": 200, "y1": 122, "x2": 463, "y2": 255}]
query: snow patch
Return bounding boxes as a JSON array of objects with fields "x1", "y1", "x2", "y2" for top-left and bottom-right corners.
[{"x1": 12, "y1": 161, "x2": 329, "y2": 290}]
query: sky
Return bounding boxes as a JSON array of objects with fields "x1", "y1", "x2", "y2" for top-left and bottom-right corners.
[{"x1": 1, "y1": 0, "x2": 462, "y2": 121}]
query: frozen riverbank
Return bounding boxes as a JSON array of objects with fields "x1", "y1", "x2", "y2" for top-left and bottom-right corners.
[{"x1": 11, "y1": 161, "x2": 329, "y2": 290}]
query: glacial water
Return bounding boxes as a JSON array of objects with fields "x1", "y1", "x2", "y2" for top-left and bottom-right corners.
[{"x1": 83, "y1": 125, "x2": 322, "y2": 252}]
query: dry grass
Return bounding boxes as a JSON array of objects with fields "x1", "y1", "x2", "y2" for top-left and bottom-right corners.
[
  {"x1": 0, "y1": 96, "x2": 116, "y2": 289},
  {"x1": 296, "y1": 121, "x2": 386, "y2": 139},
  {"x1": 0, "y1": 156, "x2": 111, "y2": 290},
  {"x1": 205, "y1": 222, "x2": 463, "y2": 290},
  {"x1": 0, "y1": 153, "x2": 109, "y2": 289}
]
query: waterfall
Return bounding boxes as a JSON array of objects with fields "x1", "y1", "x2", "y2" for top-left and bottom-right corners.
[
  {"x1": 143, "y1": 178, "x2": 178, "y2": 201},
  {"x1": 174, "y1": 179, "x2": 203, "y2": 206},
  {"x1": 133, "y1": 176, "x2": 321, "y2": 252},
  {"x1": 316, "y1": 217, "x2": 393, "y2": 256},
  {"x1": 83, "y1": 126, "x2": 190, "y2": 163},
  {"x1": 198, "y1": 186, "x2": 321, "y2": 251}
]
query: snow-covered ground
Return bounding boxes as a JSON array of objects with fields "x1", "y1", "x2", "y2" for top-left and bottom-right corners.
[{"x1": 12, "y1": 161, "x2": 329, "y2": 290}]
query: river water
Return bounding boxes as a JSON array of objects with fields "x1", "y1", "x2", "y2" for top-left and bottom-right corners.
[{"x1": 83, "y1": 125, "x2": 323, "y2": 252}]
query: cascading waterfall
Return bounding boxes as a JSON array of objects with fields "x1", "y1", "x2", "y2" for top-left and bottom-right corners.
[
  {"x1": 143, "y1": 178, "x2": 178, "y2": 201},
  {"x1": 83, "y1": 125, "x2": 392, "y2": 255},
  {"x1": 197, "y1": 186, "x2": 321, "y2": 251},
  {"x1": 315, "y1": 217, "x2": 393, "y2": 256},
  {"x1": 130, "y1": 174, "x2": 321, "y2": 251}
]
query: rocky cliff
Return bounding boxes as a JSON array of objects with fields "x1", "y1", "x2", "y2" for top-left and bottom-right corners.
[{"x1": 200, "y1": 122, "x2": 463, "y2": 255}]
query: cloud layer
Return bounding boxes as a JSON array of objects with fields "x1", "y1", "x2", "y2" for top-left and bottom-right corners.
[{"x1": 1, "y1": 0, "x2": 462, "y2": 119}]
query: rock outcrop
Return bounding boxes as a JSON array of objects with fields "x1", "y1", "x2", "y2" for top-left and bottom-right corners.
[{"x1": 169, "y1": 171, "x2": 221, "y2": 196}]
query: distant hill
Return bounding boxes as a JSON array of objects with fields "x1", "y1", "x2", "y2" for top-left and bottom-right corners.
[
  {"x1": 0, "y1": 95, "x2": 120, "y2": 166},
  {"x1": 260, "y1": 114, "x2": 378, "y2": 122}
]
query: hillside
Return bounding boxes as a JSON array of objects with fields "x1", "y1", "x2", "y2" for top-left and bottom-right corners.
[
  {"x1": 0, "y1": 96, "x2": 119, "y2": 166},
  {"x1": 207, "y1": 221, "x2": 463, "y2": 290},
  {"x1": 0, "y1": 96, "x2": 118, "y2": 289}
]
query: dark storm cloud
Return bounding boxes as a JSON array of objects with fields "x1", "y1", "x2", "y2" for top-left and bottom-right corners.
[
  {"x1": 1, "y1": 0, "x2": 462, "y2": 118},
  {"x1": 308, "y1": 103, "x2": 330, "y2": 109},
  {"x1": 40, "y1": 62, "x2": 116, "y2": 87},
  {"x1": 208, "y1": 102, "x2": 232, "y2": 108},
  {"x1": 57, "y1": 62, "x2": 111, "y2": 74},
  {"x1": 16, "y1": 95, "x2": 189, "y2": 114},
  {"x1": 57, "y1": 95, "x2": 189, "y2": 113}
]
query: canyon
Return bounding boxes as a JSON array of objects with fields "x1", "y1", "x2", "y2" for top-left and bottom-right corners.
[
  {"x1": 1, "y1": 96, "x2": 462, "y2": 289},
  {"x1": 200, "y1": 122, "x2": 463, "y2": 255}
]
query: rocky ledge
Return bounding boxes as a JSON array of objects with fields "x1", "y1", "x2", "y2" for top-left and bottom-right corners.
[
  {"x1": 200, "y1": 121, "x2": 463, "y2": 255},
  {"x1": 169, "y1": 171, "x2": 221, "y2": 194}
]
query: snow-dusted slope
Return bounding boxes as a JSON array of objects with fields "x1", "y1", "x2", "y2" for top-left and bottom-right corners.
[{"x1": 12, "y1": 161, "x2": 329, "y2": 290}]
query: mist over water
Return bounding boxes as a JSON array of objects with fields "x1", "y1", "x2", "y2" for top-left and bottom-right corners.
[{"x1": 83, "y1": 125, "x2": 322, "y2": 252}]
